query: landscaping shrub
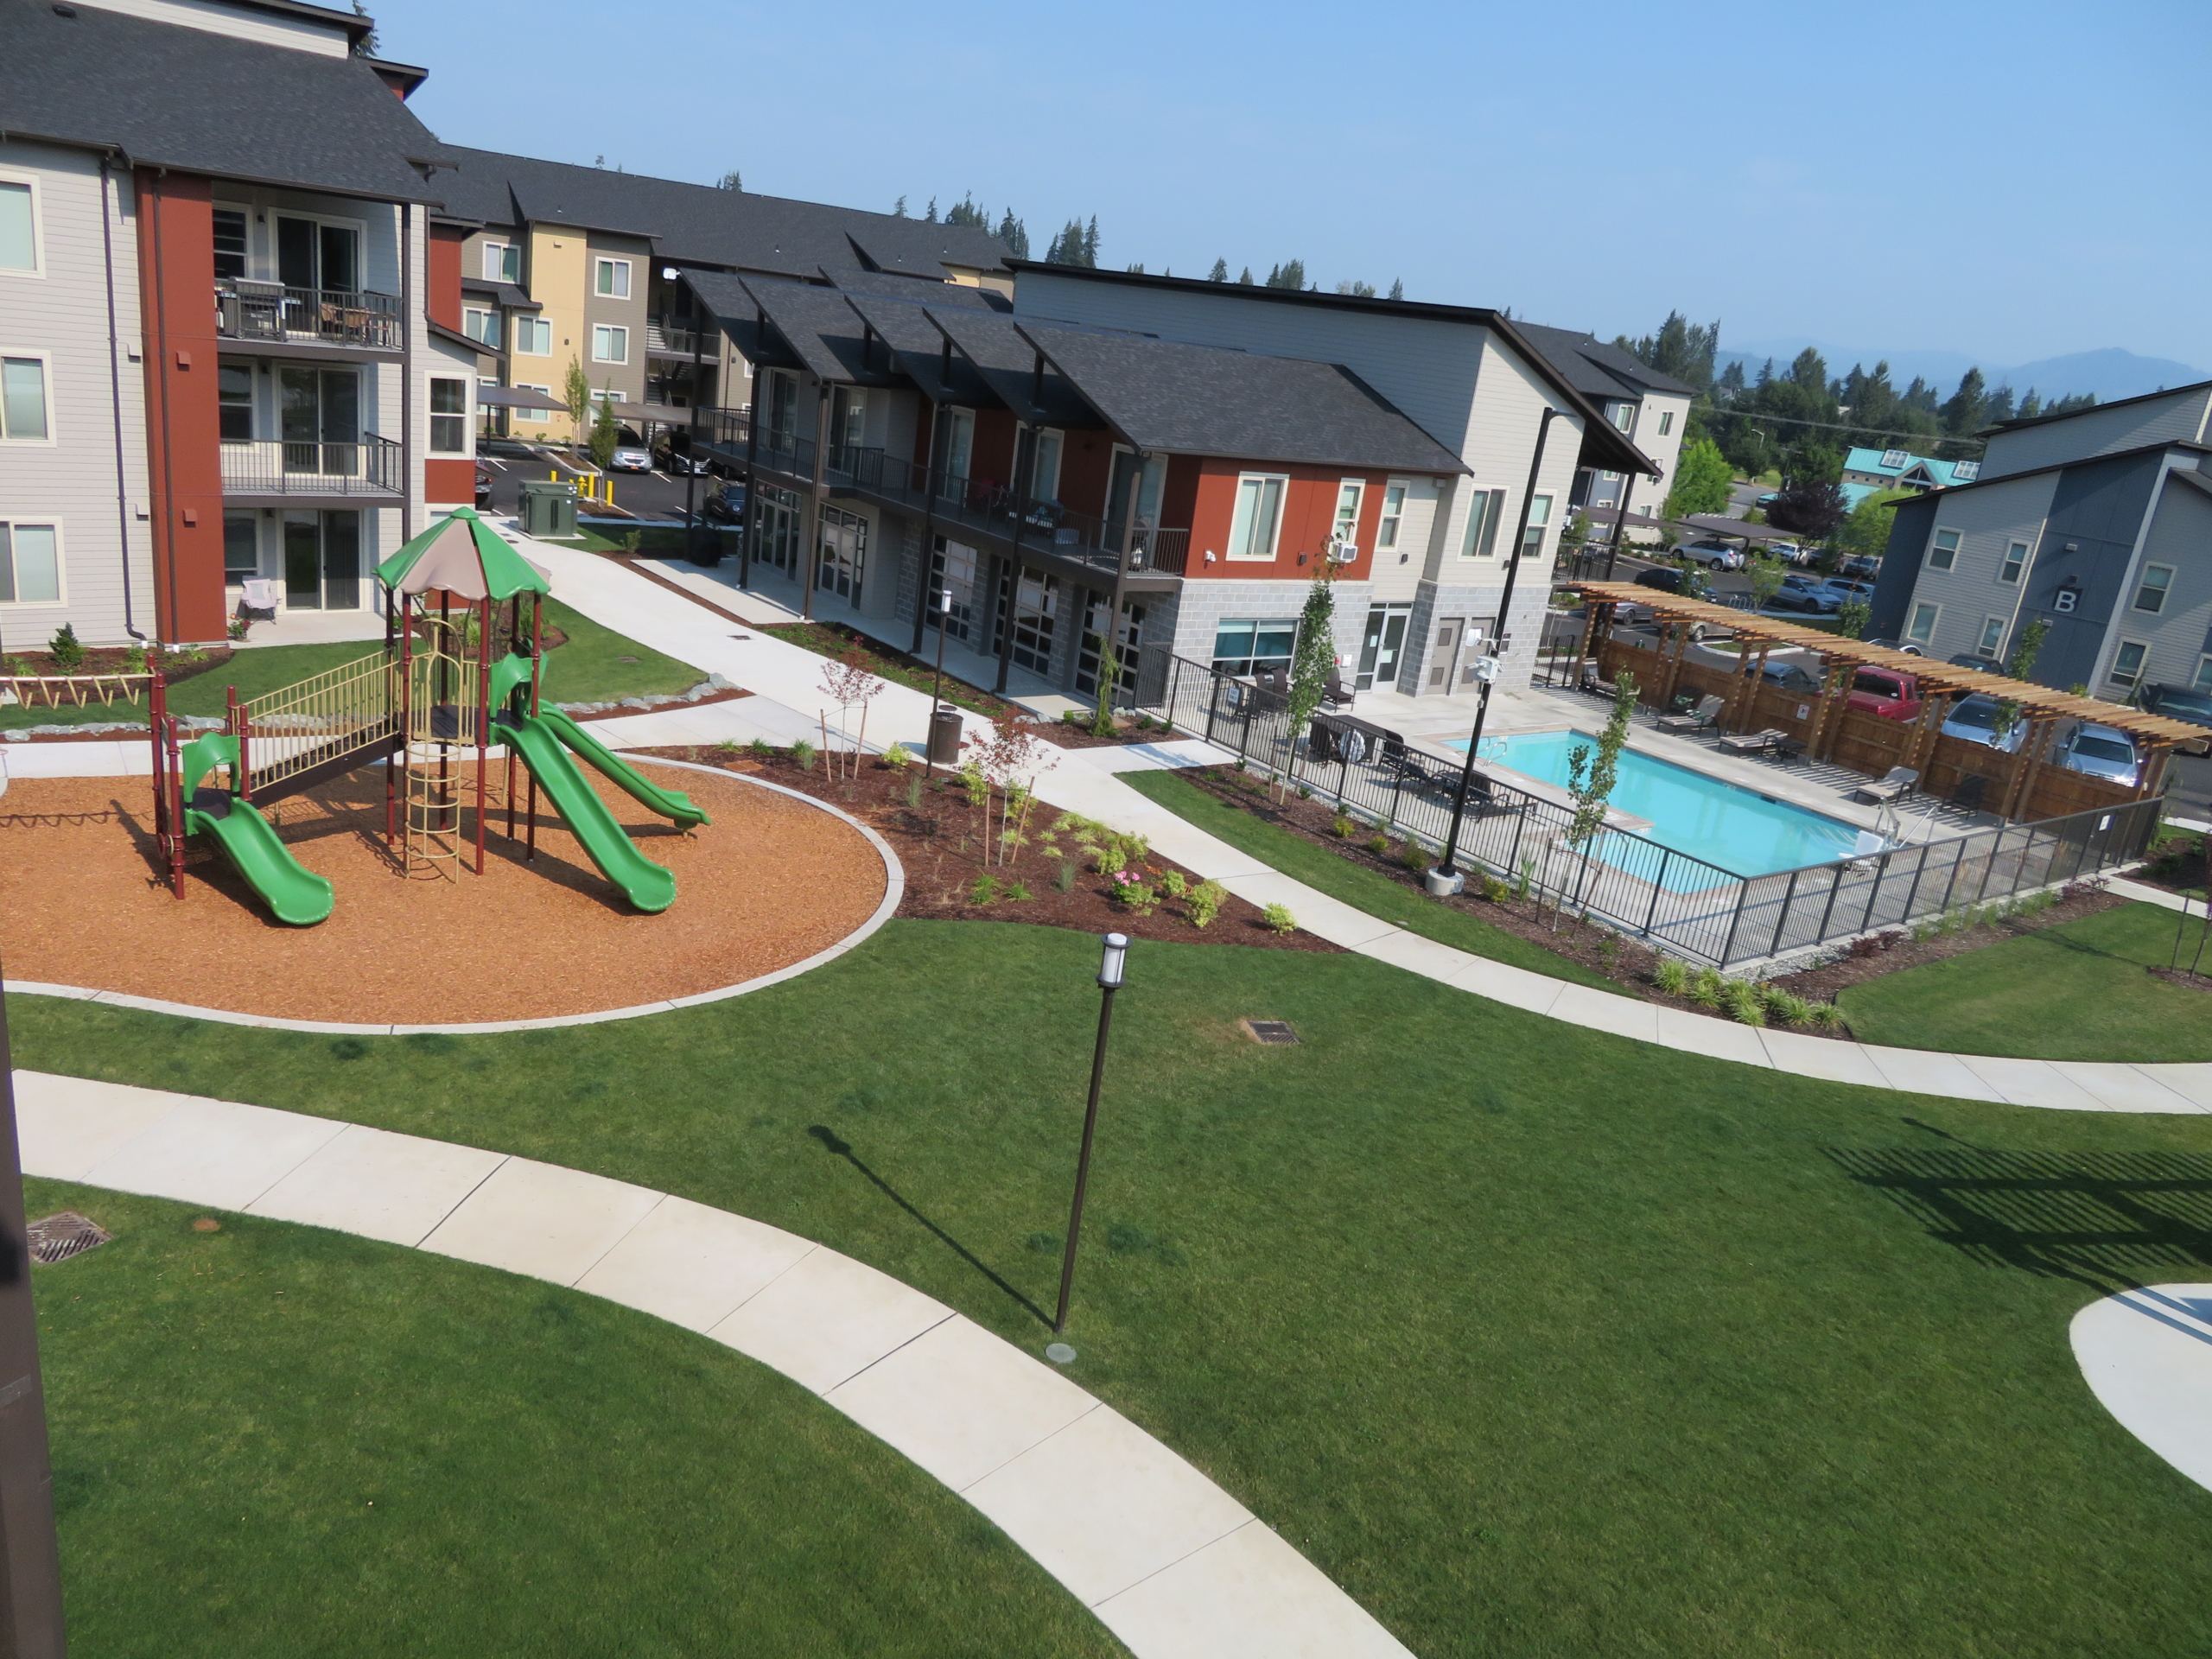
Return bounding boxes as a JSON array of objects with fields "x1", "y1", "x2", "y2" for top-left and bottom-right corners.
[
  {"x1": 1160, "y1": 871, "x2": 1189, "y2": 899},
  {"x1": 1110, "y1": 873, "x2": 1158, "y2": 914},
  {"x1": 48, "y1": 624, "x2": 84, "y2": 671},
  {"x1": 1332, "y1": 812, "x2": 1354, "y2": 839},
  {"x1": 1053, "y1": 861, "x2": 1078, "y2": 893},
  {"x1": 880, "y1": 741, "x2": 912, "y2": 771},
  {"x1": 1262, "y1": 902, "x2": 1298, "y2": 935},
  {"x1": 902, "y1": 774, "x2": 922, "y2": 810},
  {"x1": 1516, "y1": 858, "x2": 1535, "y2": 900},
  {"x1": 1185, "y1": 880, "x2": 1226, "y2": 928},
  {"x1": 1366, "y1": 835, "x2": 1392, "y2": 857},
  {"x1": 1763, "y1": 986, "x2": 1814, "y2": 1027},
  {"x1": 957, "y1": 758, "x2": 988, "y2": 809},
  {"x1": 791, "y1": 739, "x2": 816, "y2": 772},
  {"x1": 747, "y1": 737, "x2": 773, "y2": 760},
  {"x1": 1806, "y1": 1001, "x2": 1847, "y2": 1032},
  {"x1": 967, "y1": 874, "x2": 1001, "y2": 905},
  {"x1": 1398, "y1": 840, "x2": 1429, "y2": 874},
  {"x1": 1004, "y1": 881, "x2": 1033, "y2": 901},
  {"x1": 1654, "y1": 958, "x2": 1690, "y2": 997},
  {"x1": 1690, "y1": 966, "x2": 1726, "y2": 1007},
  {"x1": 1726, "y1": 980, "x2": 1767, "y2": 1027},
  {"x1": 1478, "y1": 872, "x2": 1510, "y2": 902}
]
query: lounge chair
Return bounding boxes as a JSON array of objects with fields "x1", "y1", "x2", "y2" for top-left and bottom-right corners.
[
  {"x1": 1853, "y1": 766, "x2": 1920, "y2": 804},
  {"x1": 1657, "y1": 694, "x2": 1724, "y2": 733},
  {"x1": 1719, "y1": 728, "x2": 1789, "y2": 756},
  {"x1": 1578, "y1": 663, "x2": 1619, "y2": 700}
]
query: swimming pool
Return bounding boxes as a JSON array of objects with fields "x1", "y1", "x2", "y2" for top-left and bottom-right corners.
[{"x1": 1446, "y1": 728, "x2": 1867, "y2": 881}]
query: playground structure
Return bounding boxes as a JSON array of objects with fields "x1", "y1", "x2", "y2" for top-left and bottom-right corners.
[{"x1": 149, "y1": 508, "x2": 709, "y2": 925}]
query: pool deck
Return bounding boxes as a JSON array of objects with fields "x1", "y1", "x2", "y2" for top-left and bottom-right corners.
[{"x1": 1359, "y1": 684, "x2": 1988, "y2": 849}]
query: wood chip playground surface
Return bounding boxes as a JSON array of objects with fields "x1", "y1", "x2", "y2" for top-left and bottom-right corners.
[{"x1": 0, "y1": 761, "x2": 885, "y2": 1025}]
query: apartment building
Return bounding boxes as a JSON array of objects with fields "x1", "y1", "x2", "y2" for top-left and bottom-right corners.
[
  {"x1": 692, "y1": 270, "x2": 1466, "y2": 699},
  {"x1": 1007, "y1": 268, "x2": 1660, "y2": 696},
  {"x1": 432, "y1": 149, "x2": 1015, "y2": 447},
  {"x1": 1870, "y1": 383, "x2": 2212, "y2": 698},
  {"x1": 1514, "y1": 324, "x2": 1692, "y2": 522},
  {"x1": 1840, "y1": 445, "x2": 1980, "y2": 508},
  {"x1": 0, "y1": 0, "x2": 473, "y2": 645}
]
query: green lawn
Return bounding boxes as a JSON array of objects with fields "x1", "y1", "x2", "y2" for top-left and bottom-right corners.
[
  {"x1": 1, "y1": 597, "x2": 697, "y2": 730},
  {"x1": 29, "y1": 1176, "x2": 1116, "y2": 1658},
  {"x1": 1840, "y1": 900, "x2": 2212, "y2": 1061},
  {"x1": 18, "y1": 919, "x2": 2212, "y2": 1656},
  {"x1": 1118, "y1": 767, "x2": 1623, "y2": 991}
]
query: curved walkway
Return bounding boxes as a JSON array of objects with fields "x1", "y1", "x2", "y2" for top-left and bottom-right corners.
[
  {"x1": 2072, "y1": 1285, "x2": 2212, "y2": 1493},
  {"x1": 10, "y1": 1069, "x2": 1411, "y2": 1659}
]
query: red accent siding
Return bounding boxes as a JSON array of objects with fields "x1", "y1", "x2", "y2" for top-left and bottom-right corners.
[
  {"x1": 425, "y1": 458, "x2": 477, "y2": 504},
  {"x1": 1185, "y1": 461, "x2": 1389, "y2": 580},
  {"x1": 427, "y1": 222, "x2": 465, "y2": 332},
  {"x1": 970, "y1": 409, "x2": 1018, "y2": 494},
  {"x1": 1056, "y1": 433, "x2": 1113, "y2": 518},
  {"x1": 136, "y1": 173, "x2": 227, "y2": 644},
  {"x1": 1160, "y1": 455, "x2": 1201, "y2": 533}
]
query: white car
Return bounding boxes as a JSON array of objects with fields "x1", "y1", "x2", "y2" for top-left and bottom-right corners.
[
  {"x1": 2055, "y1": 721, "x2": 2141, "y2": 787},
  {"x1": 1764, "y1": 541, "x2": 1815, "y2": 567},
  {"x1": 1679, "y1": 541, "x2": 1743, "y2": 570},
  {"x1": 608, "y1": 445, "x2": 653, "y2": 473}
]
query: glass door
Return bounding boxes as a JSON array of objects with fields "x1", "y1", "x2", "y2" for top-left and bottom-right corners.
[
  {"x1": 1106, "y1": 450, "x2": 1166, "y2": 550},
  {"x1": 280, "y1": 366, "x2": 358, "y2": 476},
  {"x1": 281, "y1": 510, "x2": 363, "y2": 610},
  {"x1": 1010, "y1": 569, "x2": 1058, "y2": 676},
  {"x1": 1357, "y1": 604, "x2": 1410, "y2": 690},
  {"x1": 928, "y1": 537, "x2": 979, "y2": 643},
  {"x1": 816, "y1": 506, "x2": 867, "y2": 603}
]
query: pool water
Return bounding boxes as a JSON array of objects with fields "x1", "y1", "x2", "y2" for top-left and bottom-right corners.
[{"x1": 1447, "y1": 728, "x2": 1866, "y2": 880}]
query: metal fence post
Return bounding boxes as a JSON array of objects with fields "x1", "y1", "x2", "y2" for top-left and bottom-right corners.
[
  {"x1": 1815, "y1": 861, "x2": 1845, "y2": 944},
  {"x1": 1934, "y1": 837, "x2": 1969, "y2": 916},
  {"x1": 1643, "y1": 851, "x2": 1670, "y2": 938},
  {"x1": 1971, "y1": 824, "x2": 2004, "y2": 906},
  {"x1": 1768, "y1": 868, "x2": 1801, "y2": 957},
  {"x1": 1718, "y1": 880, "x2": 1750, "y2": 967},
  {"x1": 1898, "y1": 842, "x2": 1933, "y2": 922},
  {"x1": 1859, "y1": 850, "x2": 1896, "y2": 933}
]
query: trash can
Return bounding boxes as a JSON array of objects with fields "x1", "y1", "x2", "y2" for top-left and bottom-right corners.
[{"x1": 928, "y1": 707, "x2": 963, "y2": 766}]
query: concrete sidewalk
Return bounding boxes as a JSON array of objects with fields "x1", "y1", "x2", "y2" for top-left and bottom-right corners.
[{"x1": 12, "y1": 1069, "x2": 1413, "y2": 1659}]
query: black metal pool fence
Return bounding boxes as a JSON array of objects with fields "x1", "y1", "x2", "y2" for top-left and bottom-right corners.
[{"x1": 1120, "y1": 651, "x2": 2163, "y2": 969}]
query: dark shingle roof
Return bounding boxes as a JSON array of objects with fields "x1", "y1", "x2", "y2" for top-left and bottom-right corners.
[
  {"x1": 817, "y1": 264, "x2": 1008, "y2": 310},
  {"x1": 1020, "y1": 323, "x2": 1465, "y2": 474},
  {"x1": 435, "y1": 148, "x2": 1012, "y2": 280},
  {"x1": 1516, "y1": 322, "x2": 1696, "y2": 400},
  {"x1": 0, "y1": 0, "x2": 448, "y2": 202}
]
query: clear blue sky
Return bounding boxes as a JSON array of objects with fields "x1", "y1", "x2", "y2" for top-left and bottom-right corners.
[{"x1": 375, "y1": 0, "x2": 2210, "y2": 372}]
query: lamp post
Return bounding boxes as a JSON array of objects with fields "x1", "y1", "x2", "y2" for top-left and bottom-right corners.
[
  {"x1": 1430, "y1": 406, "x2": 1563, "y2": 893},
  {"x1": 0, "y1": 961, "x2": 67, "y2": 1656},
  {"x1": 1053, "y1": 932, "x2": 1128, "y2": 1336}
]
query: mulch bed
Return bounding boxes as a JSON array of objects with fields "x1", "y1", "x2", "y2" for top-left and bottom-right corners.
[
  {"x1": 2148, "y1": 967, "x2": 2212, "y2": 995},
  {"x1": 1170, "y1": 762, "x2": 2129, "y2": 1038},
  {"x1": 0, "y1": 761, "x2": 884, "y2": 1024},
  {"x1": 631, "y1": 745, "x2": 1338, "y2": 954},
  {"x1": 2127, "y1": 830, "x2": 2208, "y2": 896}
]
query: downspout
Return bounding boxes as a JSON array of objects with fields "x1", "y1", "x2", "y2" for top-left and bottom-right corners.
[{"x1": 99, "y1": 154, "x2": 143, "y2": 638}]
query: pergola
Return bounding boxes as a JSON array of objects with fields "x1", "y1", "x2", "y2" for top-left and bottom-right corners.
[{"x1": 1563, "y1": 580, "x2": 2202, "y2": 820}]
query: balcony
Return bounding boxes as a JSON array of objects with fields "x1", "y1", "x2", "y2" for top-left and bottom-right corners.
[
  {"x1": 220, "y1": 435, "x2": 404, "y2": 500},
  {"x1": 215, "y1": 283, "x2": 403, "y2": 353},
  {"x1": 646, "y1": 321, "x2": 704, "y2": 358}
]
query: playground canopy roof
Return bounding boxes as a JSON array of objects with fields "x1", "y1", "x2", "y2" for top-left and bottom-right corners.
[
  {"x1": 1566, "y1": 580, "x2": 2208, "y2": 747},
  {"x1": 378, "y1": 509, "x2": 552, "y2": 602}
]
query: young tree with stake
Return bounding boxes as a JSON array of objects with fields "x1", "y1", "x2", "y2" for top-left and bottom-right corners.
[{"x1": 1282, "y1": 569, "x2": 1338, "y2": 798}]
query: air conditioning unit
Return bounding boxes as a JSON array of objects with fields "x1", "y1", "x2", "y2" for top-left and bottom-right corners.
[{"x1": 1327, "y1": 539, "x2": 1358, "y2": 563}]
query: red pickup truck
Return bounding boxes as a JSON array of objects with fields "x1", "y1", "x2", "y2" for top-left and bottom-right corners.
[{"x1": 1847, "y1": 667, "x2": 1924, "y2": 721}]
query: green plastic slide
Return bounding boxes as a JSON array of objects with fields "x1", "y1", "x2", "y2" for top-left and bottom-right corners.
[
  {"x1": 176, "y1": 734, "x2": 334, "y2": 926},
  {"x1": 537, "y1": 706, "x2": 710, "y2": 829},
  {"x1": 501, "y1": 715, "x2": 677, "y2": 913}
]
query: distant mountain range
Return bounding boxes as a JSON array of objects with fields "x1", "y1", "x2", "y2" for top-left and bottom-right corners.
[{"x1": 1714, "y1": 340, "x2": 2205, "y2": 404}]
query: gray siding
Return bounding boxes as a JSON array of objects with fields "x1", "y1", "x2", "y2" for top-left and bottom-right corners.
[
  {"x1": 1881, "y1": 470, "x2": 2059, "y2": 662},
  {"x1": 0, "y1": 143, "x2": 153, "y2": 648},
  {"x1": 1981, "y1": 386, "x2": 2212, "y2": 479},
  {"x1": 2022, "y1": 450, "x2": 2166, "y2": 690},
  {"x1": 2128, "y1": 473, "x2": 2212, "y2": 692}
]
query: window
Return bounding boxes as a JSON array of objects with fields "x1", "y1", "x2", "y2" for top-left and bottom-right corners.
[
  {"x1": 1376, "y1": 481, "x2": 1407, "y2": 550},
  {"x1": 224, "y1": 512, "x2": 258, "y2": 582},
  {"x1": 1009, "y1": 569, "x2": 1058, "y2": 674},
  {"x1": 0, "y1": 179, "x2": 38, "y2": 273},
  {"x1": 2194, "y1": 656, "x2": 2212, "y2": 695},
  {"x1": 513, "y1": 316, "x2": 552, "y2": 356},
  {"x1": 2109, "y1": 639, "x2": 2149, "y2": 690},
  {"x1": 594, "y1": 257, "x2": 632, "y2": 299},
  {"x1": 429, "y1": 378, "x2": 467, "y2": 454},
  {"x1": 1521, "y1": 493, "x2": 1553, "y2": 561},
  {"x1": 816, "y1": 505, "x2": 867, "y2": 603},
  {"x1": 1975, "y1": 616, "x2": 2007, "y2": 659},
  {"x1": 1929, "y1": 528, "x2": 1961, "y2": 569},
  {"x1": 1211, "y1": 618, "x2": 1297, "y2": 677},
  {"x1": 1657, "y1": 410, "x2": 1675, "y2": 436},
  {"x1": 1029, "y1": 429, "x2": 1063, "y2": 502},
  {"x1": 0, "y1": 356, "x2": 48, "y2": 441},
  {"x1": 463, "y1": 307, "x2": 502, "y2": 349},
  {"x1": 1225, "y1": 474, "x2": 1287, "y2": 560},
  {"x1": 483, "y1": 241, "x2": 519, "y2": 284},
  {"x1": 0, "y1": 522, "x2": 60, "y2": 604},
  {"x1": 212, "y1": 207, "x2": 248, "y2": 281},
  {"x1": 1999, "y1": 540, "x2": 2028, "y2": 583},
  {"x1": 1908, "y1": 601, "x2": 1940, "y2": 645},
  {"x1": 1599, "y1": 469, "x2": 1620, "y2": 481},
  {"x1": 1460, "y1": 487, "x2": 1505, "y2": 557},
  {"x1": 591, "y1": 324, "x2": 627, "y2": 364},
  {"x1": 1611, "y1": 403, "x2": 1635, "y2": 433},
  {"x1": 2134, "y1": 563, "x2": 2174, "y2": 614},
  {"x1": 218, "y1": 359, "x2": 255, "y2": 442},
  {"x1": 1332, "y1": 480, "x2": 1364, "y2": 550},
  {"x1": 511, "y1": 384, "x2": 555, "y2": 433}
]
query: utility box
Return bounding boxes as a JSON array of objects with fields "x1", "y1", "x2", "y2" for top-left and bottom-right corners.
[{"x1": 519, "y1": 480, "x2": 577, "y2": 539}]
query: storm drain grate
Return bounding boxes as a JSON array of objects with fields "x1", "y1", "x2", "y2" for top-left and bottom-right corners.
[
  {"x1": 28, "y1": 1213, "x2": 111, "y2": 1266},
  {"x1": 1241, "y1": 1020, "x2": 1300, "y2": 1046}
]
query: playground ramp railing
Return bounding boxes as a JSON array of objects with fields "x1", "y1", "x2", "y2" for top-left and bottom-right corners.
[
  {"x1": 238, "y1": 650, "x2": 398, "y2": 797},
  {"x1": 2, "y1": 672, "x2": 150, "y2": 709}
]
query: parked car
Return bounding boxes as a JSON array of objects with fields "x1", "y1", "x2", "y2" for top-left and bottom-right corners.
[
  {"x1": 1635, "y1": 565, "x2": 1688, "y2": 594},
  {"x1": 1847, "y1": 666, "x2": 1924, "y2": 721},
  {"x1": 654, "y1": 439, "x2": 714, "y2": 476},
  {"x1": 1756, "y1": 492, "x2": 1779, "y2": 508},
  {"x1": 1939, "y1": 693, "x2": 2027, "y2": 753},
  {"x1": 2139, "y1": 683, "x2": 2212, "y2": 755},
  {"x1": 1770, "y1": 574, "x2": 1841, "y2": 614},
  {"x1": 474, "y1": 465, "x2": 493, "y2": 508},
  {"x1": 1679, "y1": 541, "x2": 1744, "y2": 570},
  {"x1": 608, "y1": 444, "x2": 653, "y2": 473},
  {"x1": 1944, "y1": 652, "x2": 1997, "y2": 671},
  {"x1": 1839, "y1": 555, "x2": 1881, "y2": 579},
  {"x1": 1759, "y1": 660, "x2": 1822, "y2": 693},
  {"x1": 2055, "y1": 721, "x2": 2142, "y2": 787},
  {"x1": 1815, "y1": 577, "x2": 1875, "y2": 604},
  {"x1": 702, "y1": 485, "x2": 747, "y2": 526},
  {"x1": 1764, "y1": 540, "x2": 1816, "y2": 567}
]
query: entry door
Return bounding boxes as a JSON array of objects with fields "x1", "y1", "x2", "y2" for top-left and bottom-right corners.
[
  {"x1": 1358, "y1": 605, "x2": 1410, "y2": 690},
  {"x1": 282, "y1": 510, "x2": 361, "y2": 610},
  {"x1": 280, "y1": 366, "x2": 359, "y2": 475},
  {"x1": 275, "y1": 217, "x2": 359, "y2": 293},
  {"x1": 1426, "y1": 618, "x2": 1464, "y2": 693}
]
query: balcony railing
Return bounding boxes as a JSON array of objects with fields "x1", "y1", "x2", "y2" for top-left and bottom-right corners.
[
  {"x1": 216, "y1": 283, "x2": 403, "y2": 351},
  {"x1": 220, "y1": 435, "x2": 404, "y2": 497},
  {"x1": 646, "y1": 321, "x2": 703, "y2": 358}
]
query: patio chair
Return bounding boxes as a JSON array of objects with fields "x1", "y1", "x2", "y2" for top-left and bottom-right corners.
[
  {"x1": 1578, "y1": 662, "x2": 1619, "y2": 700},
  {"x1": 1718, "y1": 727, "x2": 1789, "y2": 756},
  {"x1": 1772, "y1": 735, "x2": 1808, "y2": 764},
  {"x1": 1952, "y1": 774, "x2": 1988, "y2": 812},
  {"x1": 1853, "y1": 766, "x2": 1920, "y2": 804},
  {"x1": 1656, "y1": 694, "x2": 1724, "y2": 733}
]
